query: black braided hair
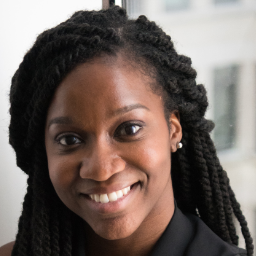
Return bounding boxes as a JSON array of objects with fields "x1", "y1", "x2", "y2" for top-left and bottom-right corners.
[{"x1": 9, "y1": 6, "x2": 253, "y2": 256}]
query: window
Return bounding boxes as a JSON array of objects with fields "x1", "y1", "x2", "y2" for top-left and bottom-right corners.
[
  {"x1": 214, "y1": 0, "x2": 239, "y2": 4},
  {"x1": 122, "y1": 0, "x2": 143, "y2": 18},
  {"x1": 165, "y1": 0, "x2": 189, "y2": 11},
  {"x1": 213, "y1": 65, "x2": 238, "y2": 151}
]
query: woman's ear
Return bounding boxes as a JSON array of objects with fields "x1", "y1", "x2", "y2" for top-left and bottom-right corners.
[{"x1": 169, "y1": 111, "x2": 182, "y2": 152}]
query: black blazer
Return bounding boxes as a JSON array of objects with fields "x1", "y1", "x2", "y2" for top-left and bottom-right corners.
[
  {"x1": 74, "y1": 206, "x2": 247, "y2": 256},
  {"x1": 150, "y1": 207, "x2": 246, "y2": 256}
]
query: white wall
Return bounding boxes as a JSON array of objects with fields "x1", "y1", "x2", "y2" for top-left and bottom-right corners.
[{"x1": 0, "y1": 0, "x2": 102, "y2": 246}]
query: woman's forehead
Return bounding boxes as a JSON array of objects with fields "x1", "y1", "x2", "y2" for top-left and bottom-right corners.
[
  {"x1": 45, "y1": 56, "x2": 164, "y2": 127},
  {"x1": 53, "y1": 54, "x2": 156, "y2": 101}
]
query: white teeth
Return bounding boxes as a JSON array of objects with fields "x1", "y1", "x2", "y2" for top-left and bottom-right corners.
[
  {"x1": 108, "y1": 192, "x2": 118, "y2": 202},
  {"x1": 122, "y1": 188, "x2": 128, "y2": 195},
  {"x1": 100, "y1": 194, "x2": 109, "y2": 203},
  {"x1": 116, "y1": 190, "x2": 123, "y2": 199},
  {"x1": 89, "y1": 185, "x2": 131, "y2": 204},
  {"x1": 94, "y1": 194, "x2": 100, "y2": 202}
]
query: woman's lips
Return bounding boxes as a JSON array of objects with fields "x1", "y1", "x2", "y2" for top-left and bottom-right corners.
[
  {"x1": 89, "y1": 185, "x2": 131, "y2": 203},
  {"x1": 80, "y1": 182, "x2": 140, "y2": 214}
]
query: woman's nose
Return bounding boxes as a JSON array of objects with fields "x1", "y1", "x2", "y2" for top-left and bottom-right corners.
[{"x1": 79, "y1": 141, "x2": 126, "y2": 181}]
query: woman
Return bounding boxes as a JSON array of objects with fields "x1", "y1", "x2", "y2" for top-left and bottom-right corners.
[{"x1": 0, "y1": 6, "x2": 253, "y2": 256}]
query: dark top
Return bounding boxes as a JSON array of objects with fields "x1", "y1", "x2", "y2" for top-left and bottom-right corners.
[{"x1": 73, "y1": 206, "x2": 247, "y2": 256}]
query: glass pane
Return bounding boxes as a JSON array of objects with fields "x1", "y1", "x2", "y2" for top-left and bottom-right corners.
[
  {"x1": 213, "y1": 66, "x2": 238, "y2": 151},
  {"x1": 215, "y1": 0, "x2": 239, "y2": 4},
  {"x1": 165, "y1": 0, "x2": 189, "y2": 11},
  {"x1": 124, "y1": 0, "x2": 143, "y2": 18}
]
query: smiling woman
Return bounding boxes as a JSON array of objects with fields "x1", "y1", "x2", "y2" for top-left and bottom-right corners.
[
  {"x1": 0, "y1": 5, "x2": 254, "y2": 256},
  {"x1": 44, "y1": 56, "x2": 180, "y2": 245}
]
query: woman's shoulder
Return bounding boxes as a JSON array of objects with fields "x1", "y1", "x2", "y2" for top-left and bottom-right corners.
[
  {"x1": 183, "y1": 212, "x2": 247, "y2": 256},
  {"x1": 0, "y1": 241, "x2": 15, "y2": 256}
]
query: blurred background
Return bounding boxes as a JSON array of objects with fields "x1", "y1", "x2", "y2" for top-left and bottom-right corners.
[
  {"x1": 126, "y1": 0, "x2": 256, "y2": 249},
  {"x1": 0, "y1": 0, "x2": 255, "y2": 252}
]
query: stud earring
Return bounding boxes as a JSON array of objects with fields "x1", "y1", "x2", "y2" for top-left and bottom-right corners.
[{"x1": 177, "y1": 142, "x2": 183, "y2": 149}]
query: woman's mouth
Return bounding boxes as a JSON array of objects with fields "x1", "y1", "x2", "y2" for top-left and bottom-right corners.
[
  {"x1": 80, "y1": 182, "x2": 140, "y2": 214},
  {"x1": 89, "y1": 185, "x2": 131, "y2": 203}
]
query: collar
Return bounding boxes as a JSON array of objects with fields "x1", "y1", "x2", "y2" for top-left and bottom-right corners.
[{"x1": 150, "y1": 206, "x2": 247, "y2": 256}]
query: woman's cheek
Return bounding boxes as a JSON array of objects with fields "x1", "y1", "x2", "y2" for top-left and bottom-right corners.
[
  {"x1": 48, "y1": 157, "x2": 78, "y2": 191},
  {"x1": 131, "y1": 139, "x2": 171, "y2": 180}
]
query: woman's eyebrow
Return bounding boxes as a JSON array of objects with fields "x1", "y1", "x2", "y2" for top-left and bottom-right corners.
[
  {"x1": 47, "y1": 104, "x2": 149, "y2": 129},
  {"x1": 48, "y1": 116, "x2": 73, "y2": 129},
  {"x1": 109, "y1": 103, "x2": 149, "y2": 117}
]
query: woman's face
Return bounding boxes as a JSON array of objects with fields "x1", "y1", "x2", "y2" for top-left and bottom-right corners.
[{"x1": 45, "y1": 55, "x2": 182, "y2": 240}]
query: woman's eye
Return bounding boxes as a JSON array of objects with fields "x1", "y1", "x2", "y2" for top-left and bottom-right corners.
[
  {"x1": 117, "y1": 124, "x2": 142, "y2": 137},
  {"x1": 58, "y1": 135, "x2": 81, "y2": 146}
]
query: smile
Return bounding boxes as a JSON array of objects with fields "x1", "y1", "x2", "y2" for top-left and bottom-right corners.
[
  {"x1": 89, "y1": 185, "x2": 131, "y2": 204},
  {"x1": 81, "y1": 182, "x2": 140, "y2": 214}
]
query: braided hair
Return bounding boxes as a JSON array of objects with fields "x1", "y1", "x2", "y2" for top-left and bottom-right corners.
[{"x1": 9, "y1": 6, "x2": 253, "y2": 256}]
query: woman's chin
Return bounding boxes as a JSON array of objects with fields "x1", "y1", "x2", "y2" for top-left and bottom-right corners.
[{"x1": 88, "y1": 217, "x2": 139, "y2": 241}]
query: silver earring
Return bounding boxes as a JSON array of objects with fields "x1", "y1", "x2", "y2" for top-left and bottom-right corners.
[{"x1": 177, "y1": 142, "x2": 182, "y2": 149}]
